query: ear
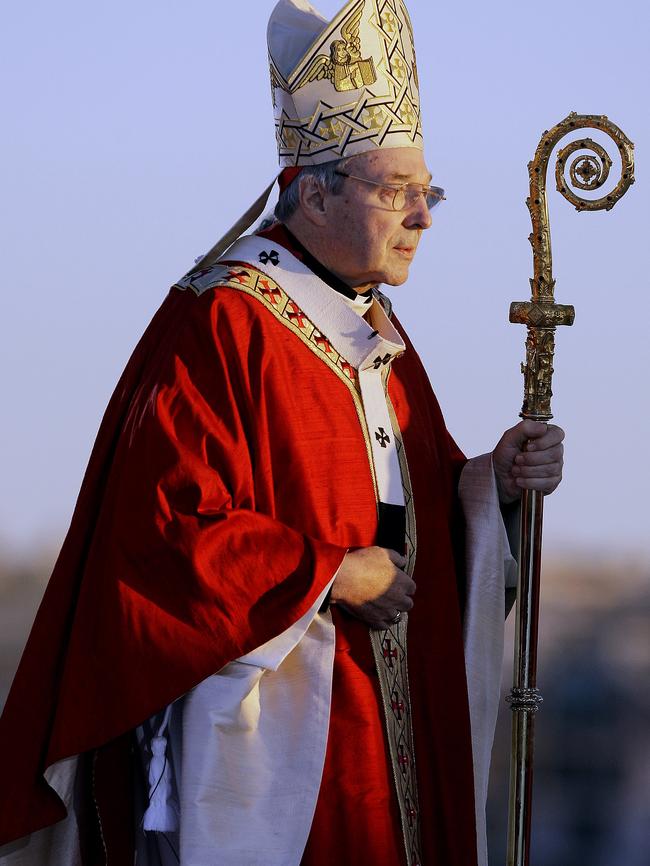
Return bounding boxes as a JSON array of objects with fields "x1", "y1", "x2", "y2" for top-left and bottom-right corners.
[{"x1": 297, "y1": 175, "x2": 329, "y2": 227}]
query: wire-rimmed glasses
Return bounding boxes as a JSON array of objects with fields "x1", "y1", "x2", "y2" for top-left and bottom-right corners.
[{"x1": 334, "y1": 170, "x2": 445, "y2": 211}]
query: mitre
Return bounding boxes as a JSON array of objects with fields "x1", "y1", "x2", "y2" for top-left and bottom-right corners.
[
  {"x1": 268, "y1": 0, "x2": 424, "y2": 166},
  {"x1": 182, "y1": 0, "x2": 424, "y2": 276}
]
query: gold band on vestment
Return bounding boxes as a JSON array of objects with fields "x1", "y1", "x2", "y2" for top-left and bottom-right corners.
[{"x1": 369, "y1": 369, "x2": 422, "y2": 866}]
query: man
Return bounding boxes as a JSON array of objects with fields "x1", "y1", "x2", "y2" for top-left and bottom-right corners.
[{"x1": 0, "y1": 1, "x2": 564, "y2": 865}]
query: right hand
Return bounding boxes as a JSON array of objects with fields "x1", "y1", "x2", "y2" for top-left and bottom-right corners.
[{"x1": 330, "y1": 546, "x2": 416, "y2": 629}]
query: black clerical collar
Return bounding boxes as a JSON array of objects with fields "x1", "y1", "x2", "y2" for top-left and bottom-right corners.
[{"x1": 280, "y1": 226, "x2": 374, "y2": 305}]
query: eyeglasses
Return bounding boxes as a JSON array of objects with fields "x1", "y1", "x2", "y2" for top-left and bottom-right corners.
[{"x1": 334, "y1": 171, "x2": 446, "y2": 212}]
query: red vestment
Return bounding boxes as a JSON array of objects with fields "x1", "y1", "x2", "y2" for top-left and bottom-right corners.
[{"x1": 0, "y1": 224, "x2": 477, "y2": 865}]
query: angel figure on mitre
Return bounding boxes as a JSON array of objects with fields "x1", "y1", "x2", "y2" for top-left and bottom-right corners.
[{"x1": 294, "y1": 1, "x2": 377, "y2": 93}]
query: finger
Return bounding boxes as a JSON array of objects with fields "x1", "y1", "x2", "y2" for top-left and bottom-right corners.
[
  {"x1": 365, "y1": 601, "x2": 408, "y2": 629},
  {"x1": 382, "y1": 582, "x2": 417, "y2": 609},
  {"x1": 517, "y1": 419, "x2": 549, "y2": 441},
  {"x1": 512, "y1": 462, "x2": 562, "y2": 479},
  {"x1": 386, "y1": 576, "x2": 416, "y2": 599},
  {"x1": 374, "y1": 603, "x2": 413, "y2": 630},
  {"x1": 515, "y1": 445, "x2": 563, "y2": 467},
  {"x1": 400, "y1": 575, "x2": 417, "y2": 596},
  {"x1": 368, "y1": 614, "x2": 392, "y2": 630},
  {"x1": 545, "y1": 423, "x2": 565, "y2": 442},
  {"x1": 350, "y1": 602, "x2": 388, "y2": 629},
  {"x1": 387, "y1": 549, "x2": 408, "y2": 569},
  {"x1": 378, "y1": 575, "x2": 416, "y2": 606},
  {"x1": 398, "y1": 594, "x2": 415, "y2": 611},
  {"x1": 525, "y1": 425, "x2": 565, "y2": 451}
]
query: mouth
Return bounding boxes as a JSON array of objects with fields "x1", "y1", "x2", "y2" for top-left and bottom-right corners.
[{"x1": 393, "y1": 245, "x2": 416, "y2": 258}]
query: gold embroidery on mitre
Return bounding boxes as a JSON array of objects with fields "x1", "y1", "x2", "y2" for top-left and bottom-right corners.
[
  {"x1": 268, "y1": 0, "x2": 424, "y2": 166},
  {"x1": 293, "y1": 3, "x2": 377, "y2": 93}
]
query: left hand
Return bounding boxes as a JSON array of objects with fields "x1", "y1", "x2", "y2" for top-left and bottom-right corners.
[{"x1": 493, "y1": 420, "x2": 565, "y2": 504}]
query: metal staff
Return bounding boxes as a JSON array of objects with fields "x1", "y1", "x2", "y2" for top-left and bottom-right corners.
[{"x1": 506, "y1": 112, "x2": 634, "y2": 866}]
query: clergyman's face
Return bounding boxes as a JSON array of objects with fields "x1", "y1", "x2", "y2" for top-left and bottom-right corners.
[{"x1": 323, "y1": 147, "x2": 434, "y2": 289}]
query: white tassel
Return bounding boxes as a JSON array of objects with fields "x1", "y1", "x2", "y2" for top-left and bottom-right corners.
[{"x1": 143, "y1": 705, "x2": 179, "y2": 832}]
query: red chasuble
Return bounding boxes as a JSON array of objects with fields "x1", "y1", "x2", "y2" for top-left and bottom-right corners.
[{"x1": 0, "y1": 224, "x2": 477, "y2": 866}]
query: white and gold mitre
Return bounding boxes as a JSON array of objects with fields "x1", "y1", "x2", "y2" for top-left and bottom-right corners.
[
  {"x1": 268, "y1": 0, "x2": 424, "y2": 167},
  {"x1": 179, "y1": 0, "x2": 424, "y2": 278}
]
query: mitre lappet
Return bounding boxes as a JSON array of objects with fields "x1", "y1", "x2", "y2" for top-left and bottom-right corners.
[{"x1": 185, "y1": 0, "x2": 424, "y2": 277}]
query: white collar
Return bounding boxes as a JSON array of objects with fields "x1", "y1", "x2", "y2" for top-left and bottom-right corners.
[{"x1": 219, "y1": 234, "x2": 405, "y2": 372}]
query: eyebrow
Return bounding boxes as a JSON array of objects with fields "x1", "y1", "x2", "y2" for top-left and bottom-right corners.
[{"x1": 388, "y1": 172, "x2": 434, "y2": 184}]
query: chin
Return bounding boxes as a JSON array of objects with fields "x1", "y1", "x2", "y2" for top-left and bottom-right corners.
[{"x1": 380, "y1": 267, "x2": 410, "y2": 287}]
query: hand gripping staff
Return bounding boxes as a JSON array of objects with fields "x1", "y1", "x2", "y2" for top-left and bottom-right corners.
[{"x1": 506, "y1": 112, "x2": 634, "y2": 866}]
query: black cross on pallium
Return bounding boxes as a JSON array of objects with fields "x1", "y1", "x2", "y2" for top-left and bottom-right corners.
[
  {"x1": 375, "y1": 427, "x2": 390, "y2": 448},
  {"x1": 372, "y1": 353, "x2": 392, "y2": 369},
  {"x1": 259, "y1": 249, "x2": 280, "y2": 266}
]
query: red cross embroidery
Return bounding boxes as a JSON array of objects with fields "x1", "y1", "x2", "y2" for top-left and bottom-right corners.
[
  {"x1": 405, "y1": 798, "x2": 417, "y2": 827},
  {"x1": 391, "y1": 695, "x2": 405, "y2": 719},
  {"x1": 340, "y1": 360, "x2": 356, "y2": 380},
  {"x1": 287, "y1": 301, "x2": 308, "y2": 329},
  {"x1": 258, "y1": 280, "x2": 282, "y2": 306},
  {"x1": 314, "y1": 331, "x2": 333, "y2": 354},
  {"x1": 226, "y1": 269, "x2": 250, "y2": 284},
  {"x1": 382, "y1": 639, "x2": 398, "y2": 667}
]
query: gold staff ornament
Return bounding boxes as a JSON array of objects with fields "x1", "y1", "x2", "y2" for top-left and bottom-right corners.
[{"x1": 506, "y1": 112, "x2": 634, "y2": 866}]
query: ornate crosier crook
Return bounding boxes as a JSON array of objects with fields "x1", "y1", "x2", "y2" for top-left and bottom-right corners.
[{"x1": 506, "y1": 112, "x2": 634, "y2": 866}]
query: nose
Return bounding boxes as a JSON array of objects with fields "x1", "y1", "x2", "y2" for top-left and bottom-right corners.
[{"x1": 403, "y1": 193, "x2": 432, "y2": 230}]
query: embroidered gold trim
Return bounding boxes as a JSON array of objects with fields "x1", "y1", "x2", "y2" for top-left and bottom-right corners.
[
  {"x1": 369, "y1": 369, "x2": 423, "y2": 866},
  {"x1": 179, "y1": 264, "x2": 378, "y2": 499}
]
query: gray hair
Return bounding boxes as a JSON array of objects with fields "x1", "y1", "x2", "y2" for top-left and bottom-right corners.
[{"x1": 274, "y1": 158, "x2": 349, "y2": 222}]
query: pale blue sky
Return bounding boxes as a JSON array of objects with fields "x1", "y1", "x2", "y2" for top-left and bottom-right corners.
[{"x1": 1, "y1": 0, "x2": 648, "y2": 560}]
